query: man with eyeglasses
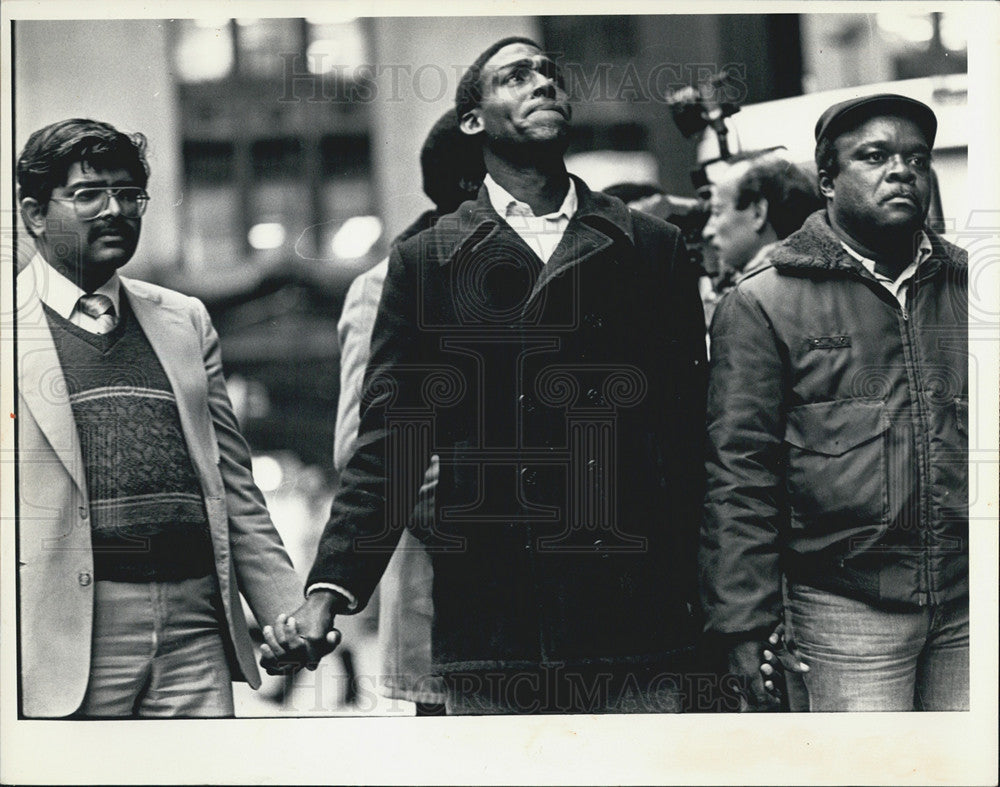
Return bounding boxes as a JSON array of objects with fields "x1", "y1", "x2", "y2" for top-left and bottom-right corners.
[
  {"x1": 15, "y1": 118, "x2": 304, "y2": 718},
  {"x1": 262, "y1": 38, "x2": 708, "y2": 714}
]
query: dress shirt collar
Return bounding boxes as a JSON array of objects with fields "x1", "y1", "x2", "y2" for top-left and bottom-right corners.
[
  {"x1": 483, "y1": 173, "x2": 578, "y2": 222},
  {"x1": 30, "y1": 252, "x2": 121, "y2": 320},
  {"x1": 840, "y1": 231, "x2": 933, "y2": 286}
]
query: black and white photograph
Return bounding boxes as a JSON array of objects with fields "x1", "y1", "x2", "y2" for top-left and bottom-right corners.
[{"x1": 1, "y1": 1, "x2": 997, "y2": 784}]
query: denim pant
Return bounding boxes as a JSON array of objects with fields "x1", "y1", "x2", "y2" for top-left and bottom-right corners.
[
  {"x1": 786, "y1": 583, "x2": 969, "y2": 712},
  {"x1": 78, "y1": 576, "x2": 234, "y2": 717}
]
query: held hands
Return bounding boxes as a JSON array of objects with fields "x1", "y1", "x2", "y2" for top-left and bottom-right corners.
[
  {"x1": 259, "y1": 592, "x2": 343, "y2": 675},
  {"x1": 760, "y1": 622, "x2": 809, "y2": 708}
]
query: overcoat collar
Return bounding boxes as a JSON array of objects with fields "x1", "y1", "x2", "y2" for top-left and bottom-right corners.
[{"x1": 423, "y1": 174, "x2": 636, "y2": 306}]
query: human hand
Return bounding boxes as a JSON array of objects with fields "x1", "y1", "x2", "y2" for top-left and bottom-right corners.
[
  {"x1": 760, "y1": 622, "x2": 809, "y2": 707},
  {"x1": 728, "y1": 637, "x2": 782, "y2": 712},
  {"x1": 259, "y1": 593, "x2": 342, "y2": 675}
]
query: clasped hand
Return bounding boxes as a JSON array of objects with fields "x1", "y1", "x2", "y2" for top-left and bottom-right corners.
[{"x1": 259, "y1": 594, "x2": 342, "y2": 675}]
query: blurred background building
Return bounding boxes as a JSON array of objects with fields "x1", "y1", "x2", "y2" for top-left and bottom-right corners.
[{"x1": 12, "y1": 10, "x2": 969, "y2": 715}]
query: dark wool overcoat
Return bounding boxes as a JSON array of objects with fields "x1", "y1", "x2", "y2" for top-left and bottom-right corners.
[{"x1": 308, "y1": 177, "x2": 708, "y2": 673}]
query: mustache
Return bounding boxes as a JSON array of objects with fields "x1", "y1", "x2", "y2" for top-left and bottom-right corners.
[{"x1": 88, "y1": 218, "x2": 137, "y2": 239}]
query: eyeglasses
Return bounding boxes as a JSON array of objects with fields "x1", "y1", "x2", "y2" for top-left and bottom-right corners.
[{"x1": 50, "y1": 186, "x2": 150, "y2": 220}]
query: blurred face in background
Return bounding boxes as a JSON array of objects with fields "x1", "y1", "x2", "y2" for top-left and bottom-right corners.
[{"x1": 702, "y1": 162, "x2": 765, "y2": 273}]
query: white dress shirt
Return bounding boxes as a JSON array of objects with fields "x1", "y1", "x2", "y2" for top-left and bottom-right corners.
[
  {"x1": 840, "y1": 231, "x2": 933, "y2": 315},
  {"x1": 30, "y1": 253, "x2": 121, "y2": 334},
  {"x1": 482, "y1": 174, "x2": 578, "y2": 264}
]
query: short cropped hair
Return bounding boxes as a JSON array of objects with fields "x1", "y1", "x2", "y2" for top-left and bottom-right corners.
[
  {"x1": 727, "y1": 151, "x2": 822, "y2": 239},
  {"x1": 455, "y1": 36, "x2": 543, "y2": 121},
  {"x1": 17, "y1": 118, "x2": 149, "y2": 210}
]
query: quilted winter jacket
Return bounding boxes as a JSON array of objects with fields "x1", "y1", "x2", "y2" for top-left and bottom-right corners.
[{"x1": 701, "y1": 210, "x2": 968, "y2": 638}]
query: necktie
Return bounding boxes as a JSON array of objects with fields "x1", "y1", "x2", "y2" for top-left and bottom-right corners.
[{"x1": 76, "y1": 293, "x2": 118, "y2": 334}]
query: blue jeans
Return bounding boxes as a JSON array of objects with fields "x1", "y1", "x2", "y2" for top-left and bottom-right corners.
[
  {"x1": 78, "y1": 576, "x2": 234, "y2": 717},
  {"x1": 786, "y1": 583, "x2": 969, "y2": 711}
]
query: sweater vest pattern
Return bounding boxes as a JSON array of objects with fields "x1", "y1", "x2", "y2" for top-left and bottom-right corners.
[{"x1": 43, "y1": 296, "x2": 214, "y2": 581}]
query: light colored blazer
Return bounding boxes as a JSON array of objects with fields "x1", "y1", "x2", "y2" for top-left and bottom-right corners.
[{"x1": 16, "y1": 264, "x2": 303, "y2": 717}]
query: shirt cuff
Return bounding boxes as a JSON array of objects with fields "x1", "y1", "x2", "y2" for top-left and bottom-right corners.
[{"x1": 305, "y1": 582, "x2": 358, "y2": 612}]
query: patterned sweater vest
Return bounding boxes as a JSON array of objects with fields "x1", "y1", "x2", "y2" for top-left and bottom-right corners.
[{"x1": 43, "y1": 295, "x2": 215, "y2": 581}]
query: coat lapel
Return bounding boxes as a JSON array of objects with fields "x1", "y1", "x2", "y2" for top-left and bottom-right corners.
[
  {"x1": 122, "y1": 279, "x2": 220, "y2": 495},
  {"x1": 440, "y1": 177, "x2": 635, "y2": 312},
  {"x1": 527, "y1": 177, "x2": 631, "y2": 306},
  {"x1": 16, "y1": 265, "x2": 86, "y2": 494},
  {"x1": 528, "y1": 217, "x2": 615, "y2": 304}
]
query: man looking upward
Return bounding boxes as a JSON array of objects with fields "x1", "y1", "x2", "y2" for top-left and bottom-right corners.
[{"x1": 264, "y1": 38, "x2": 708, "y2": 714}]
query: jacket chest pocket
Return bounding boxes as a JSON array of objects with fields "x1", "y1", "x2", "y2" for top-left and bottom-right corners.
[{"x1": 784, "y1": 399, "x2": 890, "y2": 531}]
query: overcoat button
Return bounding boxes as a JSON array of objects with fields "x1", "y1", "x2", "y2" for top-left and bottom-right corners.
[
  {"x1": 78, "y1": 571, "x2": 92, "y2": 587},
  {"x1": 79, "y1": 507, "x2": 88, "y2": 519},
  {"x1": 520, "y1": 467, "x2": 537, "y2": 485}
]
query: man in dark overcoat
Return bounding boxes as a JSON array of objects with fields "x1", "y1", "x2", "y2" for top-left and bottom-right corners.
[{"x1": 263, "y1": 37, "x2": 707, "y2": 714}]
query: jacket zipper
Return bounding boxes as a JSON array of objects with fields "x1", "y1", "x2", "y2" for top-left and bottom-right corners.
[
  {"x1": 899, "y1": 279, "x2": 933, "y2": 604},
  {"x1": 852, "y1": 270, "x2": 930, "y2": 604}
]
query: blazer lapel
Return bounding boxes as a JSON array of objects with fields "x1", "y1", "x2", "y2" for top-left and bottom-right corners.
[
  {"x1": 16, "y1": 266, "x2": 86, "y2": 494},
  {"x1": 122, "y1": 279, "x2": 220, "y2": 494}
]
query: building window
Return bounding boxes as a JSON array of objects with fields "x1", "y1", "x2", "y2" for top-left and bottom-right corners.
[{"x1": 171, "y1": 18, "x2": 380, "y2": 271}]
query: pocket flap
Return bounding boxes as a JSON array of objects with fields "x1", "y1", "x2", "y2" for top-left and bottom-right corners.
[{"x1": 785, "y1": 400, "x2": 888, "y2": 456}]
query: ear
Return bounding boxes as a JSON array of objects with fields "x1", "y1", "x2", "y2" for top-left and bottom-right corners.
[
  {"x1": 818, "y1": 170, "x2": 835, "y2": 201},
  {"x1": 751, "y1": 197, "x2": 770, "y2": 233},
  {"x1": 20, "y1": 198, "x2": 47, "y2": 238},
  {"x1": 459, "y1": 109, "x2": 484, "y2": 137}
]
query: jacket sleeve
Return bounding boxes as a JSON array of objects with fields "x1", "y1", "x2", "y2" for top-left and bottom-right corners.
[
  {"x1": 306, "y1": 246, "x2": 425, "y2": 610},
  {"x1": 700, "y1": 285, "x2": 786, "y2": 637},
  {"x1": 195, "y1": 297, "x2": 304, "y2": 627},
  {"x1": 661, "y1": 231, "x2": 708, "y2": 601}
]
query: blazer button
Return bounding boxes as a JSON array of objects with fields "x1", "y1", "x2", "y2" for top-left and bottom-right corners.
[{"x1": 78, "y1": 571, "x2": 92, "y2": 587}]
